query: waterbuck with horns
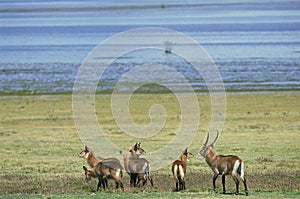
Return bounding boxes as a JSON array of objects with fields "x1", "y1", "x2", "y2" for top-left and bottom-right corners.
[{"x1": 199, "y1": 132, "x2": 248, "y2": 196}]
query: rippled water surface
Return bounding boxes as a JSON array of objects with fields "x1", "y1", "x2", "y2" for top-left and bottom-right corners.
[{"x1": 0, "y1": 0, "x2": 300, "y2": 93}]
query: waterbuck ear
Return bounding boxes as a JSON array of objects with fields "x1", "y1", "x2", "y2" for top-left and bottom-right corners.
[
  {"x1": 84, "y1": 145, "x2": 89, "y2": 151},
  {"x1": 183, "y1": 147, "x2": 188, "y2": 154},
  {"x1": 83, "y1": 166, "x2": 87, "y2": 171},
  {"x1": 134, "y1": 143, "x2": 138, "y2": 150}
]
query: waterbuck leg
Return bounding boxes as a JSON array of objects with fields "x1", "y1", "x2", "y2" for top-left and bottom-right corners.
[
  {"x1": 133, "y1": 173, "x2": 138, "y2": 187},
  {"x1": 102, "y1": 177, "x2": 106, "y2": 190},
  {"x1": 142, "y1": 176, "x2": 147, "y2": 186},
  {"x1": 97, "y1": 178, "x2": 102, "y2": 191},
  {"x1": 222, "y1": 175, "x2": 226, "y2": 194},
  {"x1": 120, "y1": 181, "x2": 124, "y2": 191},
  {"x1": 232, "y1": 175, "x2": 239, "y2": 195},
  {"x1": 136, "y1": 178, "x2": 141, "y2": 187},
  {"x1": 178, "y1": 177, "x2": 183, "y2": 190},
  {"x1": 182, "y1": 180, "x2": 186, "y2": 190},
  {"x1": 243, "y1": 177, "x2": 248, "y2": 196},
  {"x1": 130, "y1": 173, "x2": 134, "y2": 187},
  {"x1": 104, "y1": 179, "x2": 108, "y2": 189},
  {"x1": 148, "y1": 175, "x2": 154, "y2": 186},
  {"x1": 112, "y1": 175, "x2": 123, "y2": 190},
  {"x1": 213, "y1": 174, "x2": 219, "y2": 193}
]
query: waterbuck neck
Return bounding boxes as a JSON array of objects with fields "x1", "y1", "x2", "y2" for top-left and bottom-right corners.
[
  {"x1": 121, "y1": 152, "x2": 131, "y2": 172},
  {"x1": 87, "y1": 152, "x2": 99, "y2": 168},
  {"x1": 205, "y1": 148, "x2": 217, "y2": 167},
  {"x1": 180, "y1": 154, "x2": 188, "y2": 166}
]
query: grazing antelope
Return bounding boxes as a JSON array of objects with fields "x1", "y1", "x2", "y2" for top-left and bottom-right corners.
[
  {"x1": 172, "y1": 147, "x2": 193, "y2": 191},
  {"x1": 199, "y1": 132, "x2": 248, "y2": 196}
]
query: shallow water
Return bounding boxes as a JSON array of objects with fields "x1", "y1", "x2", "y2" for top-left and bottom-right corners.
[{"x1": 0, "y1": 0, "x2": 300, "y2": 93}]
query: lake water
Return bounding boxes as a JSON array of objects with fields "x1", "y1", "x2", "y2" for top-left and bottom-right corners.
[{"x1": 0, "y1": 0, "x2": 300, "y2": 94}]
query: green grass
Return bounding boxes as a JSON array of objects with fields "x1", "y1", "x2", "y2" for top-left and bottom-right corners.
[
  {"x1": 1, "y1": 191, "x2": 300, "y2": 199},
  {"x1": 0, "y1": 93, "x2": 300, "y2": 198}
]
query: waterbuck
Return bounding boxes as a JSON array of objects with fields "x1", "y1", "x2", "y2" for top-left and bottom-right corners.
[
  {"x1": 199, "y1": 132, "x2": 248, "y2": 196},
  {"x1": 83, "y1": 165, "x2": 96, "y2": 182},
  {"x1": 78, "y1": 145, "x2": 120, "y2": 168},
  {"x1": 121, "y1": 143, "x2": 153, "y2": 187},
  {"x1": 94, "y1": 160, "x2": 124, "y2": 191},
  {"x1": 79, "y1": 145, "x2": 121, "y2": 189},
  {"x1": 171, "y1": 147, "x2": 193, "y2": 191}
]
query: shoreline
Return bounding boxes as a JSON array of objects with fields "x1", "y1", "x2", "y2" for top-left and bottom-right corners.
[{"x1": 0, "y1": 89, "x2": 299, "y2": 98}]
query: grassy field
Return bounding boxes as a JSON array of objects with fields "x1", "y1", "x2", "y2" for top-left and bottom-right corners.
[{"x1": 0, "y1": 93, "x2": 299, "y2": 198}]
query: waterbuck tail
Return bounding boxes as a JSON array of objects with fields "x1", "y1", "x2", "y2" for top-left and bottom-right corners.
[
  {"x1": 146, "y1": 163, "x2": 151, "y2": 178},
  {"x1": 239, "y1": 161, "x2": 245, "y2": 179},
  {"x1": 234, "y1": 160, "x2": 245, "y2": 180},
  {"x1": 172, "y1": 165, "x2": 179, "y2": 181}
]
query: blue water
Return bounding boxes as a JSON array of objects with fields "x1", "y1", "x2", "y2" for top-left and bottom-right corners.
[{"x1": 0, "y1": 0, "x2": 300, "y2": 93}]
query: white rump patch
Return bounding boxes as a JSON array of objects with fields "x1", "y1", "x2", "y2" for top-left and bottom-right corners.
[
  {"x1": 173, "y1": 165, "x2": 178, "y2": 180},
  {"x1": 116, "y1": 169, "x2": 121, "y2": 177},
  {"x1": 142, "y1": 162, "x2": 148, "y2": 173},
  {"x1": 179, "y1": 165, "x2": 184, "y2": 178},
  {"x1": 233, "y1": 160, "x2": 240, "y2": 175}
]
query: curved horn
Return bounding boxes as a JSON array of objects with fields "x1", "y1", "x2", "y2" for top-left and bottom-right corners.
[
  {"x1": 203, "y1": 132, "x2": 209, "y2": 146},
  {"x1": 210, "y1": 131, "x2": 219, "y2": 147}
]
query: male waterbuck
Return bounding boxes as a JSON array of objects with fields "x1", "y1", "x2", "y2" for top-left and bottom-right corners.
[
  {"x1": 199, "y1": 132, "x2": 248, "y2": 196},
  {"x1": 171, "y1": 147, "x2": 193, "y2": 191}
]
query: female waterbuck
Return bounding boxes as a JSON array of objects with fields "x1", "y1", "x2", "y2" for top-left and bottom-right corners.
[
  {"x1": 121, "y1": 143, "x2": 153, "y2": 187},
  {"x1": 94, "y1": 160, "x2": 124, "y2": 191},
  {"x1": 78, "y1": 145, "x2": 120, "y2": 168},
  {"x1": 199, "y1": 132, "x2": 248, "y2": 196},
  {"x1": 171, "y1": 147, "x2": 193, "y2": 191},
  {"x1": 79, "y1": 145, "x2": 122, "y2": 189}
]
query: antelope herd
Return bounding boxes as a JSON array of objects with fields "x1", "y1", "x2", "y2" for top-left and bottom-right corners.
[{"x1": 79, "y1": 133, "x2": 248, "y2": 196}]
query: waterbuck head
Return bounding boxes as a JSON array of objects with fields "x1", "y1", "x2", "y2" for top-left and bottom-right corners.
[
  {"x1": 130, "y1": 142, "x2": 146, "y2": 156},
  {"x1": 78, "y1": 145, "x2": 90, "y2": 159},
  {"x1": 198, "y1": 131, "x2": 219, "y2": 158},
  {"x1": 183, "y1": 147, "x2": 194, "y2": 161},
  {"x1": 82, "y1": 166, "x2": 95, "y2": 182}
]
